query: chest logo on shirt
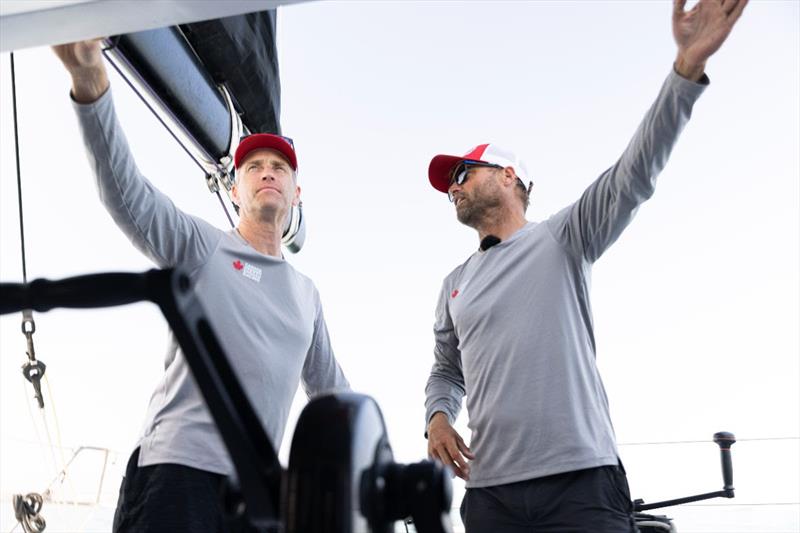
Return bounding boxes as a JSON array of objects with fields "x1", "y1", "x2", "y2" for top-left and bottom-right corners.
[
  {"x1": 451, "y1": 289, "x2": 459, "y2": 298},
  {"x1": 233, "y1": 259, "x2": 262, "y2": 282}
]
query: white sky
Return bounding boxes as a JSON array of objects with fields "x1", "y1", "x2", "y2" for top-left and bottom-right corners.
[{"x1": 1, "y1": 1, "x2": 798, "y2": 532}]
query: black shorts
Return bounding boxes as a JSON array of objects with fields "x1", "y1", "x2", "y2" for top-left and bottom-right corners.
[
  {"x1": 112, "y1": 448, "x2": 236, "y2": 533},
  {"x1": 460, "y1": 463, "x2": 639, "y2": 532}
]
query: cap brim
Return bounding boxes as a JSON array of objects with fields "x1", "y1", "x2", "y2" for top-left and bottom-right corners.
[
  {"x1": 235, "y1": 134, "x2": 298, "y2": 170},
  {"x1": 429, "y1": 154, "x2": 467, "y2": 193}
]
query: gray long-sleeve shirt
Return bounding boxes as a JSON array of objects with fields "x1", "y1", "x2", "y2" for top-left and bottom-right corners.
[
  {"x1": 425, "y1": 70, "x2": 707, "y2": 488},
  {"x1": 74, "y1": 89, "x2": 349, "y2": 476}
]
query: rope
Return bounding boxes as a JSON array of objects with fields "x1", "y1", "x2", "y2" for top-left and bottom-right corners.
[
  {"x1": 42, "y1": 376, "x2": 79, "y2": 506},
  {"x1": 20, "y1": 377, "x2": 78, "y2": 508},
  {"x1": 44, "y1": 377, "x2": 67, "y2": 467},
  {"x1": 21, "y1": 378, "x2": 60, "y2": 500},
  {"x1": 12, "y1": 494, "x2": 46, "y2": 533}
]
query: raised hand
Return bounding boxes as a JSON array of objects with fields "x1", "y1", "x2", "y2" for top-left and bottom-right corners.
[
  {"x1": 53, "y1": 40, "x2": 103, "y2": 69},
  {"x1": 427, "y1": 412, "x2": 475, "y2": 480},
  {"x1": 673, "y1": 0, "x2": 748, "y2": 80},
  {"x1": 52, "y1": 40, "x2": 109, "y2": 103}
]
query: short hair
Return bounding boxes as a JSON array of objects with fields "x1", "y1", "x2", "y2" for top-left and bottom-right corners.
[
  {"x1": 515, "y1": 179, "x2": 530, "y2": 212},
  {"x1": 494, "y1": 167, "x2": 530, "y2": 212}
]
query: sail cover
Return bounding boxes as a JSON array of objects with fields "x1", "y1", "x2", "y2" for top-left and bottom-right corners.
[
  {"x1": 106, "y1": 10, "x2": 281, "y2": 165},
  {"x1": 181, "y1": 11, "x2": 282, "y2": 137}
]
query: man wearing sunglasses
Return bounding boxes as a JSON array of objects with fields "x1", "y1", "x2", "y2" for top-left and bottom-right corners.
[
  {"x1": 53, "y1": 40, "x2": 349, "y2": 532},
  {"x1": 424, "y1": 1, "x2": 747, "y2": 530}
]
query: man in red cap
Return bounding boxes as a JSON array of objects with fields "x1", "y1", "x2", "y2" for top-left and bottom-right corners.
[
  {"x1": 53, "y1": 41, "x2": 349, "y2": 532},
  {"x1": 424, "y1": 1, "x2": 748, "y2": 530}
]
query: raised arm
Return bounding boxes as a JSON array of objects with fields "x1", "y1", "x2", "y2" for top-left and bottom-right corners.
[
  {"x1": 548, "y1": 0, "x2": 747, "y2": 262},
  {"x1": 53, "y1": 40, "x2": 109, "y2": 103},
  {"x1": 53, "y1": 41, "x2": 220, "y2": 269}
]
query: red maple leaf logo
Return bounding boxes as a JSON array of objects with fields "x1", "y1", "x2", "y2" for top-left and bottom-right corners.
[
  {"x1": 233, "y1": 260, "x2": 244, "y2": 270},
  {"x1": 451, "y1": 289, "x2": 459, "y2": 298}
]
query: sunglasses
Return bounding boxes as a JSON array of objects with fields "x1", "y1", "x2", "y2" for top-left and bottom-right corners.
[{"x1": 448, "y1": 160, "x2": 503, "y2": 203}]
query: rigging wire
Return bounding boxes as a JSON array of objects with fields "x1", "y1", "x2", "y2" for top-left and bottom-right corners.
[
  {"x1": 215, "y1": 189, "x2": 235, "y2": 228},
  {"x1": 102, "y1": 40, "x2": 207, "y2": 175},
  {"x1": 9, "y1": 49, "x2": 79, "y2": 533},
  {"x1": 681, "y1": 502, "x2": 800, "y2": 507},
  {"x1": 618, "y1": 436, "x2": 799, "y2": 446},
  {"x1": 102, "y1": 40, "x2": 236, "y2": 229},
  {"x1": 10, "y1": 51, "x2": 46, "y2": 409},
  {"x1": 11, "y1": 54, "x2": 27, "y2": 283}
]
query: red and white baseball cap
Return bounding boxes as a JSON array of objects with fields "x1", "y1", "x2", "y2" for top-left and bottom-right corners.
[
  {"x1": 234, "y1": 133, "x2": 298, "y2": 171},
  {"x1": 428, "y1": 143, "x2": 529, "y2": 193}
]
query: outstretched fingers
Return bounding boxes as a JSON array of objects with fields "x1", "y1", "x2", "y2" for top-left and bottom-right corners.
[{"x1": 726, "y1": 0, "x2": 748, "y2": 24}]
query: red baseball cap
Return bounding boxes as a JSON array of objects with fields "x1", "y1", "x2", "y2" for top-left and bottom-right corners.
[
  {"x1": 234, "y1": 134, "x2": 297, "y2": 170},
  {"x1": 428, "y1": 143, "x2": 528, "y2": 193}
]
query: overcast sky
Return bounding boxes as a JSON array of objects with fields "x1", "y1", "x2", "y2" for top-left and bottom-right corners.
[{"x1": 1, "y1": 1, "x2": 798, "y2": 532}]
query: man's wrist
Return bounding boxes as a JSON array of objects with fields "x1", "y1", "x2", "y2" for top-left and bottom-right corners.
[
  {"x1": 70, "y1": 67, "x2": 109, "y2": 104},
  {"x1": 674, "y1": 55, "x2": 706, "y2": 82},
  {"x1": 428, "y1": 411, "x2": 448, "y2": 429}
]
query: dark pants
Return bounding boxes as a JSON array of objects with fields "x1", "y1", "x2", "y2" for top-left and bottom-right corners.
[
  {"x1": 113, "y1": 448, "x2": 238, "y2": 533},
  {"x1": 460, "y1": 464, "x2": 639, "y2": 532}
]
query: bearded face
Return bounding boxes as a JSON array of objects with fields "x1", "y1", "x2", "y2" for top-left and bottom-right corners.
[{"x1": 454, "y1": 169, "x2": 504, "y2": 228}]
